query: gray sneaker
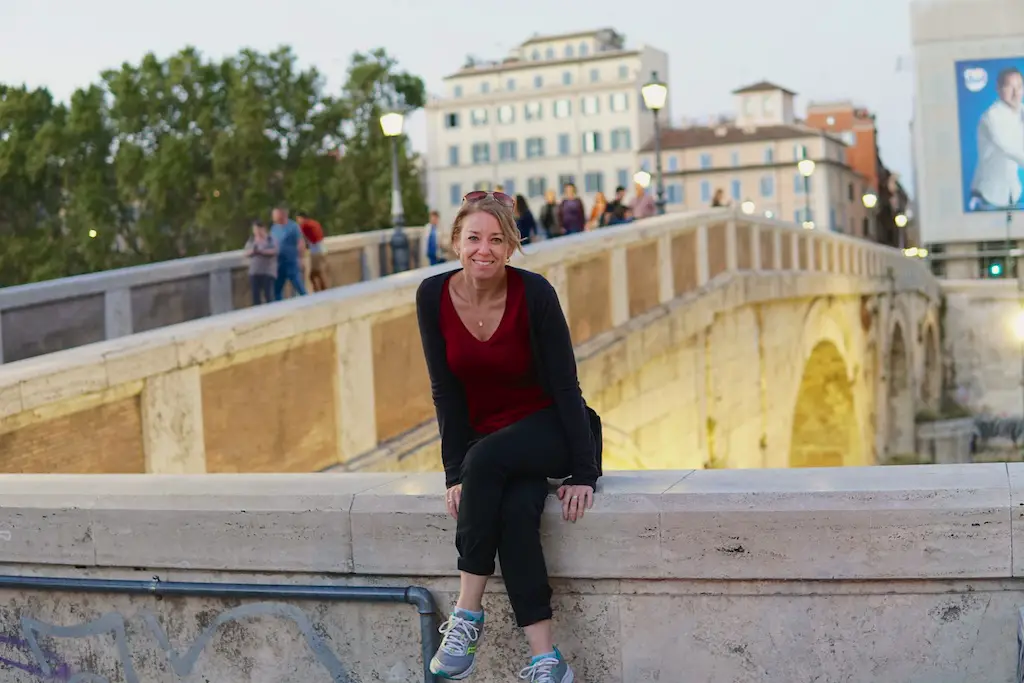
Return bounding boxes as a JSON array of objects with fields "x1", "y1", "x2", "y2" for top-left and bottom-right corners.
[
  {"x1": 429, "y1": 610, "x2": 484, "y2": 680},
  {"x1": 518, "y1": 647, "x2": 575, "y2": 682}
]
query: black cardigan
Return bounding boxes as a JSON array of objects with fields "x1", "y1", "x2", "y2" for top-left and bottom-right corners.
[{"x1": 416, "y1": 266, "x2": 602, "y2": 490}]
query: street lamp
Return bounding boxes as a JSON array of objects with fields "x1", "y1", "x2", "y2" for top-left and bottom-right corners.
[
  {"x1": 380, "y1": 111, "x2": 410, "y2": 273},
  {"x1": 894, "y1": 212, "x2": 908, "y2": 250},
  {"x1": 641, "y1": 72, "x2": 668, "y2": 215},
  {"x1": 862, "y1": 192, "x2": 878, "y2": 209},
  {"x1": 633, "y1": 170, "x2": 652, "y2": 189},
  {"x1": 797, "y1": 159, "x2": 815, "y2": 228},
  {"x1": 740, "y1": 200, "x2": 755, "y2": 215}
]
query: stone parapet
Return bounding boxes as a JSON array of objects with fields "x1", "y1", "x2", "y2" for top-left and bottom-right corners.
[
  {"x1": 0, "y1": 464, "x2": 1014, "y2": 580},
  {"x1": 0, "y1": 227, "x2": 426, "y2": 364}
]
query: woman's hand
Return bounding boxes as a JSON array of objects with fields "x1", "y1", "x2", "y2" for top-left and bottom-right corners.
[
  {"x1": 556, "y1": 484, "x2": 594, "y2": 522},
  {"x1": 445, "y1": 484, "x2": 462, "y2": 520}
]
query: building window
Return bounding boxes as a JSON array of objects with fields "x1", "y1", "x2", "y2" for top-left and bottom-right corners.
[
  {"x1": 617, "y1": 169, "x2": 629, "y2": 189},
  {"x1": 582, "y1": 131, "x2": 602, "y2": 153},
  {"x1": 760, "y1": 175, "x2": 774, "y2": 197},
  {"x1": 453, "y1": 85, "x2": 463, "y2": 98},
  {"x1": 506, "y1": 78, "x2": 516, "y2": 91},
  {"x1": 534, "y1": 75, "x2": 543, "y2": 89},
  {"x1": 730, "y1": 151, "x2": 740, "y2": 167},
  {"x1": 558, "y1": 174, "x2": 576, "y2": 189},
  {"x1": 699, "y1": 153, "x2": 712, "y2": 169},
  {"x1": 473, "y1": 180, "x2": 492, "y2": 191},
  {"x1": 618, "y1": 64, "x2": 629, "y2": 79},
  {"x1": 470, "y1": 108, "x2": 488, "y2": 126},
  {"x1": 610, "y1": 93, "x2": 629, "y2": 112},
  {"x1": 524, "y1": 102, "x2": 542, "y2": 121},
  {"x1": 794, "y1": 144, "x2": 807, "y2": 160},
  {"x1": 666, "y1": 184, "x2": 683, "y2": 204},
  {"x1": 497, "y1": 105, "x2": 515, "y2": 124},
  {"x1": 565, "y1": 45, "x2": 574, "y2": 58},
  {"x1": 640, "y1": 159, "x2": 650, "y2": 172},
  {"x1": 498, "y1": 140, "x2": 518, "y2": 161},
  {"x1": 764, "y1": 147, "x2": 774, "y2": 163},
  {"x1": 730, "y1": 180, "x2": 741, "y2": 200},
  {"x1": 847, "y1": 183, "x2": 854, "y2": 201},
  {"x1": 448, "y1": 145, "x2": 459, "y2": 166},
  {"x1": 667, "y1": 155, "x2": 679, "y2": 172},
  {"x1": 545, "y1": 47, "x2": 555, "y2": 59},
  {"x1": 527, "y1": 176, "x2": 547, "y2": 197},
  {"x1": 526, "y1": 137, "x2": 545, "y2": 158},
  {"x1": 589, "y1": 68, "x2": 599, "y2": 82},
  {"x1": 481, "y1": 82, "x2": 490, "y2": 94},
  {"x1": 558, "y1": 134, "x2": 571, "y2": 156},
  {"x1": 444, "y1": 112, "x2": 460, "y2": 128},
  {"x1": 830, "y1": 208, "x2": 837, "y2": 230},
  {"x1": 610, "y1": 128, "x2": 632, "y2": 151},
  {"x1": 841, "y1": 131, "x2": 856, "y2": 146},
  {"x1": 562, "y1": 71, "x2": 572, "y2": 85},
  {"x1": 554, "y1": 99, "x2": 572, "y2": 118},
  {"x1": 531, "y1": 49, "x2": 540, "y2": 60},
  {"x1": 581, "y1": 95, "x2": 599, "y2": 115},
  {"x1": 449, "y1": 183, "x2": 462, "y2": 206},
  {"x1": 700, "y1": 181, "x2": 711, "y2": 203},
  {"x1": 580, "y1": 43, "x2": 589, "y2": 57},
  {"x1": 503, "y1": 179, "x2": 516, "y2": 196},
  {"x1": 472, "y1": 143, "x2": 490, "y2": 164},
  {"x1": 584, "y1": 171, "x2": 604, "y2": 194}
]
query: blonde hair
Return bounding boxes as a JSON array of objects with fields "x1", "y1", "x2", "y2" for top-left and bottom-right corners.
[{"x1": 451, "y1": 196, "x2": 524, "y2": 255}]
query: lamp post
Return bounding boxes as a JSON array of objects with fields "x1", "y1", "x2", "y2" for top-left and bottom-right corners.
[
  {"x1": 380, "y1": 111, "x2": 409, "y2": 273},
  {"x1": 633, "y1": 170, "x2": 652, "y2": 189},
  {"x1": 894, "y1": 212, "x2": 908, "y2": 250},
  {"x1": 797, "y1": 159, "x2": 815, "y2": 229},
  {"x1": 641, "y1": 72, "x2": 668, "y2": 215},
  {"x1": 862, "y1": 191, "x2": 878, "y2": 240},
  {"x1": 740, "y1": 199, "x2": 755, "y2": 215}
]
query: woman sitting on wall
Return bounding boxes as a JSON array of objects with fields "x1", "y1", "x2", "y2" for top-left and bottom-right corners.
[{"x1": 415, "y1": 189, "x2": 603, "y2": 682}]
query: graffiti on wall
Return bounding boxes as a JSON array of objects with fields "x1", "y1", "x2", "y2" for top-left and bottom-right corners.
[{"x1": 0, "y1": 602, "x2": 351, "y2": 683}]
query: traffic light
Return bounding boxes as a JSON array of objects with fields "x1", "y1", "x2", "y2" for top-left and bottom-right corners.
[{"x1": 991, "y1": 261, "x2": 1004, "y2": 277}]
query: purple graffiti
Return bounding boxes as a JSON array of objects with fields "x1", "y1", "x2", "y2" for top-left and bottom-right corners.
[{"x1": 0, "y1": 635, "x2": 71, "y2": 680}]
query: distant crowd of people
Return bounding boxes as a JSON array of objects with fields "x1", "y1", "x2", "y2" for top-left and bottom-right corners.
[
  {"x1": 424, "y1": 181, "x2": 662, "y2": 264},
  {"x1": 243, "y1": 207, "x2": 329, "y2": 305}
]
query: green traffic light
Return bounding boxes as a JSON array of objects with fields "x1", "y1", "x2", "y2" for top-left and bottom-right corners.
[{"x1": 991, "y1": 263, "x2": 1004, "y2": 276}]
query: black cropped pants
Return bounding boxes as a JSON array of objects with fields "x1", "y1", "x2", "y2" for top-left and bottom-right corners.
[{"x1": 455, "y1": 406, "x2": 570, "y2": 628}]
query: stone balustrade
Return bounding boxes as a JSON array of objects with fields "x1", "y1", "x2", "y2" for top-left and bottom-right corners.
[
  {"x1": 0, "y1": 464, "x2": 1019, "y2": 681},
  {"x1": 0, "y1": 226, "x2": 426, "y2": 364},
  {"x1": 0, "y1": 210, "x2": 937, "y2": 476}
]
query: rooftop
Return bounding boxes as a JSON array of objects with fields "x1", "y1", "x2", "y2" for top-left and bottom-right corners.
[
  {"x1": 732, "y1": 80, "x2": 797, "y2": 96},
  {"x1": 640, "y1": 123, "x2": 823, "y2": 152}
]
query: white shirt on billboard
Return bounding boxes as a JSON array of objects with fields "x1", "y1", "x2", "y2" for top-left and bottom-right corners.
[{"x1": 971, "y1": 98, "x2": 1024, "y2": 207}]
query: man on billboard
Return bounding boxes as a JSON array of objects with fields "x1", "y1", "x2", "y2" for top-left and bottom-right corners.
[{"x1": 969, "y1": 67, "x2": 1024, "y2": 211}]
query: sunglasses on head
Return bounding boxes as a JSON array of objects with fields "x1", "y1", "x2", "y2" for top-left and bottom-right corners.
[{"x1": 462, "y1": 190, "x2": 515, "y2": 208}]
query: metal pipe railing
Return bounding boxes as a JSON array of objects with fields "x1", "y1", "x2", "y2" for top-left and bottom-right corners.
[{"x1": 0, "y1": 574, "x2": 439, "y2": 683}]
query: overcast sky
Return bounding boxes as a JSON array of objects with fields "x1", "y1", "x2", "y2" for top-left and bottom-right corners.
[{"x1": 0, "y1": 0, "x2": 916, "y2": 187}]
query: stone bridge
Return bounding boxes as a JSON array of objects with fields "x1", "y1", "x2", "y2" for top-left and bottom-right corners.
[{"x1": 0, "y1": 208, "x2": 940, "y2": 474}]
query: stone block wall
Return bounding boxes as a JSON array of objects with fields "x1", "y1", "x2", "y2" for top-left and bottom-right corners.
[
  {"x1": 0, "y1": 210, "x2": 938, "y2": 475},
  {"x1": 0, "y1": 465, "x2": 1019, "y2": 681}
]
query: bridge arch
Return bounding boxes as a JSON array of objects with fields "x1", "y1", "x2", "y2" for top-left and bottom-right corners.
[
  {"x1": 789, "y1": 340, "x2": 861, "y2": 467},
  {"x1": 788, "y1": 298, "x2": 861, "y2": 468}
]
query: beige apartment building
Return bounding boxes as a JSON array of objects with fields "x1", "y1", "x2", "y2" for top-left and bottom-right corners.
[
  {"x1": 425, "y1": 28, "x2": 669, "y2": 228},
  {"x1": 638, "y1": 82, "x2": 874, "y2": 237}
]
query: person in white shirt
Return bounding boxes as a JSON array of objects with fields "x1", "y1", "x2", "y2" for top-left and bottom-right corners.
[{"x1": 970, "y1": 67, "x2": 1024, "y2": 210}]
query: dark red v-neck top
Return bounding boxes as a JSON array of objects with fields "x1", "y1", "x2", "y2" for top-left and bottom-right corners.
[{"x1": 440, "y1": 269, "x2": 553, "y2": 434}]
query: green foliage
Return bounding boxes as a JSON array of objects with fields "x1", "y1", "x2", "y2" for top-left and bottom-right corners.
[{"x1": 0, "y1": 45, "x2": 428, "y2": 287}]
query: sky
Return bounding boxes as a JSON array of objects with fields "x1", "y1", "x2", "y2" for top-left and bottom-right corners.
[{"x1": 0, "y1": 0, "x2": 917, "y2": 188}]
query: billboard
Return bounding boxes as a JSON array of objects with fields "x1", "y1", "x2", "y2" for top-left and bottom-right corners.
[{"x1": 955, "y1": 57, "x2": 1024, "y2": 214}]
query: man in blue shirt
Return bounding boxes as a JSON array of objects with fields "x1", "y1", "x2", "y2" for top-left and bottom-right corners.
[
  {"x1": 270, "y1": 206, "x2": 307, "y2": 300},
  {"x1": 426, "y1": 210, "x2": 444, "y2": 266}
]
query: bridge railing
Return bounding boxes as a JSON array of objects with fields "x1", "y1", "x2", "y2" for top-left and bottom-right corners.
[
  {"x1": 0, "y1": 227, "x2": 427, "y2": 364},
  {"x1": 0, "y1": 210, "x2": 937, "y2": 475},
  {"x1": 0, "y1": 464, "x2": 1015, "y2": 680}
]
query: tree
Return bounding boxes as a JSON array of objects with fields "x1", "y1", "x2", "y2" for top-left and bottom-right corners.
[
  {"x1": 332, "y1": 48, "x2": 429, "y2": 233},
  {"x1": 0, "y1": 44, "x2": 430, "y2": 287}
]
